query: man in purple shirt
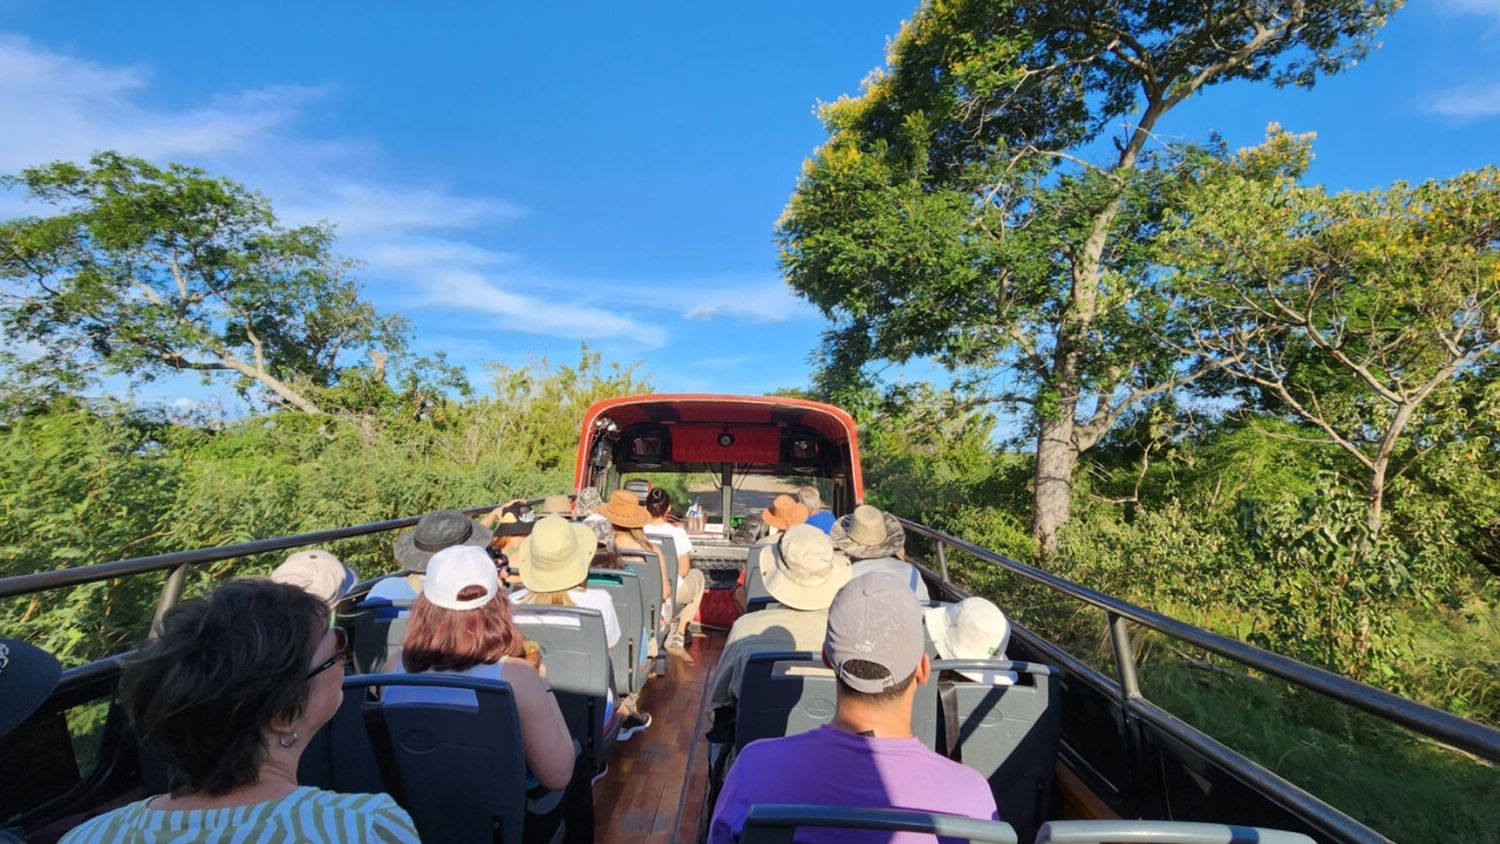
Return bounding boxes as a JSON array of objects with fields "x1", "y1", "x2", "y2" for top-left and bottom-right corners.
[{"x1": 708, "y1": 572, "x2": 999, "y2": 844}]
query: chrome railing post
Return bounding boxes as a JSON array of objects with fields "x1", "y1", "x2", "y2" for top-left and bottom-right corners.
[
  {"x1": 935, "y1": 542, "x2": 949, "y2": 583},
  {"x1": 1108, "y1": 611, "x2": 1141, "y2": 700},
  {"x1": 150, "y1": 562, "x2": 190, "y2": 639}
]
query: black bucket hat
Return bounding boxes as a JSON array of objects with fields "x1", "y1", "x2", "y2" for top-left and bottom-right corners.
[
  {"x1": 0, "y1": 637, "x2": 62, "y2": 738},
  {"x1": 394, "y1": 510, "x2": 494, "y2": 573},
  {"x1": 493, "y1": 502, "x2": 537, "y2": 537}
]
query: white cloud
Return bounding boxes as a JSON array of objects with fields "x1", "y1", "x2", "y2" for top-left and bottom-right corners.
[
  {"x1": 417, "y1": 270, "x2": 667, "y2": 347},
  {"x1": 1427, "y1": 81, "x2": 1500, "y2": 119},
  {"x1": 675, "y1": 279, "x2": 816, "y2": 323}
]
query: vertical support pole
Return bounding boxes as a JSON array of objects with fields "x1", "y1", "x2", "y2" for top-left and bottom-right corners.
[
  {"x1": 936, "y1": 542, "x2": 950, "y2": 584},
  {"x1": 1108, "y1": 612, "x2": 1141, "y2": 700},
  {"x1": 719, "y1": 463, "x2": 733, "y2": 533},
  {"x1": 150, "y1": 563, "x2": 190, "y2": 640}
]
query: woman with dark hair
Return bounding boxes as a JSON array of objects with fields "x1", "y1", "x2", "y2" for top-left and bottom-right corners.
[
  {"x1": 61, "y1": 580, "x2": 418, "y2": 843},
  {"x1": 388, "y1": 545, "x2": 574, "y2": 793},
  {"x1": 644, "y1": 488, "x2": 706, "y2": 650}
]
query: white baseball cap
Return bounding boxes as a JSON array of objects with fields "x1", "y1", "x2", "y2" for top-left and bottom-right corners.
[{"x1": 423, "y1": 545, "x2": 499, "y2": 611}]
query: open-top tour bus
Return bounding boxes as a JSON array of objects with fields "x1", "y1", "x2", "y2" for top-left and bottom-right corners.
[{"x1": 1, "y1": 394, "x2": 1496, "y2": 843}]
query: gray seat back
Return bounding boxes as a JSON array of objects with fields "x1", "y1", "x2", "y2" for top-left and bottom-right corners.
[
  {"x1": 341, "y1": 598, "x2": 410, "y2": 675},
  {"x1": 510, "y1": 605, "x2": 619, "y2": 771},
  {"x1": 734, "y1": 651, "x2": 832, "y2": 752},
  {"x1": 1034, "y1": 820, "x2": 1315, "y2": 844},
  {"x1": 588, "y1": 568, "x2": 650, "y2": 693},
  {"x1": 299, "y1": 673, "x2": 528, "y2": 844},
  {"x1": 740, "y1": 804, "x2": 1018, "y2": 844},
  {"x1": 652, "y1": 532, "x2": 680, "y2": 598},
  {"x1": 619, "y1": 548, "x2": 666, "y2": 648},
  {"x1": 744, "y1": 542, "x2": 777, "y2": 612},
  {"x1": 929, "y1": 659, "x2": 1061, "y2": 843}
]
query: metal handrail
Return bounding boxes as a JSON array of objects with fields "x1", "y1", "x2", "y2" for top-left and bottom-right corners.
[
  {"x1": 897, "y1": 517, "x2": 1500, "y2": 764},
  {"x1": 0, "y1": 504, "x2": 503, "y2": 602}
]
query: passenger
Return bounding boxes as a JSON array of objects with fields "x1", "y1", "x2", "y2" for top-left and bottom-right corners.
[
  {"x1": 596, "y1": 489, "x2": 673, "y2": 607},
  {"x1": 510, "y1": 516, "x2": 652, "y2": 740},
  {"x1": 60, "y1": 580, "x2": 419, "y2": 843},
  {"x1": 488, "y1": 501, "x2": 537, "y2": 584},
  {"x1": 708, "y1": 525, "x2": 850, "y2": 711},
  {"x1": 834, "y1": 505, "x2": 930, "y2": 603},
  {"x1": 386, "y1": 545, "x2": 579, "y2": 841},
  {"x1": 761, "y1": 494, "x2": 810, "y2": 535},
  {"x1": 509, "y1": 517, "x2": 622, "y2": 649},
  {"x1": 800, "y1": 485, "x2": 836, "y2": 534},
  {"x1": 644, "y1": 488, "x2": 706, "y2": 650},
  {"x1": 709, "y1": 573, "x2": 999, "y2": 844},
  {"x1": 538, "y1": 495, "x2": 574, "y2": 518},
  {"x1": 270, "y1": 549, "x2": 358, "y2": 606},
  {"x1": 587, "y1": 520, "x2": 625, "y2": 570},
  {"x1": 926, "y1": 597, "x2": 1018, "y2": 685},
  {"x1": 367, "y1": 509, "x2": 493, "y2": 603},
  {"x1": 573, "y1": 487, "x2": 608, "y2": 527}
]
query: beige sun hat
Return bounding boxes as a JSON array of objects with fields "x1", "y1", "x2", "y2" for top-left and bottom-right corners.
[
  {"x1": 831, "y1": 504, "x2": 906, "y2": 560},
  {"x1": 762, "y1": 494, "x2": 810, "y2": 530},
  {"x1": 760, "y1": 523, "x2": 851, "y2": 611},
  {"x1": 538, "y1": 495, "x2": 573, "y2": 517},
  {"x1": 271, "y1": 549, "x2": 357, "y2": 606},
  {"x1": 924, "y1": 597, "x2": 1016, "y2": 684},
  {"x1": 520, "y1": 516, "x2": 597, "y2": 593}
]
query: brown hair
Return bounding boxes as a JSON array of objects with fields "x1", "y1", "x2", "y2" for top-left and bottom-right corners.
[
  {"x1": 590, "y1": 548, "x2": 624, "y2": 570},
  {"x1": 613, "y1": 525, "x2": 655, "y2": 552},
  {"x1": 119, "y1": 579, "x2": 329, "y2": 796},
  {"x1": 402, "y1": 587, "x2": 525, "y2": 673}
]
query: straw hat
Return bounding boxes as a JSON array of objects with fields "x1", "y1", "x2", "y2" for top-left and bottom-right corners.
[
  {"x1": 538, "y1": 495, "x2": 573, "y2": 518},
  {"x1": 762, "y1": 494, "x2": 810, "y2": 531},
  {"x1": 831, "y1": 505, "x2": 905, "y2": 560},
  {"x1": 760, "y1": 524, "x2": 851, "y2": 611},
  {"x1": 521, "y1": 516, "x2": 598, "y2": 593},
  {"x1": 595, "y1": 490, "x2": 650, "y2": 529},
  {"x1": 925, "y1": 597, "x2": 1016, "y2": 684}
]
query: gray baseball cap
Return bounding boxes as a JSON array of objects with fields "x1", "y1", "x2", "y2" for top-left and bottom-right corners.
[{"x1": 822, "y1": 571, "x2": 925, "y2": 693}]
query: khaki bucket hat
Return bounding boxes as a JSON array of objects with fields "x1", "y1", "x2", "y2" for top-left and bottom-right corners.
[
  {"x1": 760, "y1": 523, "x2": 851, "y2": 611},
  {"x1": 521, "y1": 516, "x2": 598, "y2": 593}
]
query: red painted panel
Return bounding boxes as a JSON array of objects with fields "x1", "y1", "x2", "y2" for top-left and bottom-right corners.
[{"x1": 670, "y1": 425, "x2": 781, "y2": 464}]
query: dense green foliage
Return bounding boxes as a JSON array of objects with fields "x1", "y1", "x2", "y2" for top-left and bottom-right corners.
[{"x1": 0, "y1": 351, "x2": 646, "y2": 665}]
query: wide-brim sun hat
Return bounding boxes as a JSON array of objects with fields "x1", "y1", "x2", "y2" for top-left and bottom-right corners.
[
  {"x1": 493, "y1": 502, "x2": 538, "y2": 537},
  {"x1": 831, "y1": 504, "x2": 906, "y2": 560},
  {"x1": 522, "y1": 516, "x2": 598, "y2": 593},
  {"x1": 925, "y1": 597, "x2": 1015, "y2": 684},
  {"x1": 760, "y1": 523, "x2": 851, "y2": 611},
  {"x1": 574, "y1": 487, "x2": 604, "y2": 515},
  {"x1": 762, "y1": 494, "x2": 810, "y2": 531},
  {"x1": 595, "y1": 490, "x2": 650, "y2": 529},
  {"x1": 270, "y1": 549, "x2": 358, "y2": 605},
  {"x1": 538, "y1": 495, "x2": 573, "y2": 518},
  {"x1": 394, "y1": 509, "x2": 494, "y2": 573},
  {"x1": 0, "y1": 637, "x2": 62, "y2": 738}
]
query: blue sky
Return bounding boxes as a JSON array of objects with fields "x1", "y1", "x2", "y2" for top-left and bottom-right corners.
[{"x1": 2, "y1": 1, "x2": 1498, "y2": 412}]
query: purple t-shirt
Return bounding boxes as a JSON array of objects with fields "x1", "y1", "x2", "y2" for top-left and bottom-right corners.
[{"x1": 709, "y1": 725, "x2": 999, "y2": 844}]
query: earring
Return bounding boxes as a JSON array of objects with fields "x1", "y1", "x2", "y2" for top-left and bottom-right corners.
[{"x1": 278, "y1": 730, "x2": 300, "y2": 749}]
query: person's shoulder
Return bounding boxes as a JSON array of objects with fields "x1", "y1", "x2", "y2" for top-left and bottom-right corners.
[
  {"x1": 295, "y1": 789, "x2": 420, "y2": 840},
  {"x1": 59, "y1": 799, "x2": 150, "y2": 841}
]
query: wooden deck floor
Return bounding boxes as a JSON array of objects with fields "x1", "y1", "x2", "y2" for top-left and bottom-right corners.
[{"x1": 595, "y1": 631, "x2": 725, "y2": 844}]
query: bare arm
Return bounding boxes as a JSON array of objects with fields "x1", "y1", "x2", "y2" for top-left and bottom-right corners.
[{"x1": 505, "y1": 660, "x2": 575, "y2": 791}]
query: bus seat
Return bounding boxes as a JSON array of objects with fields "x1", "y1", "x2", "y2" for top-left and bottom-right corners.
[
  {"x1": 340, "y1": 598, "x2": 410, "y2": 675},
  {"x1": 300, "y1": 673, "x2": 529, "y2": 844},
  {"x1": 1034, "y1": 819, "x2": 1315, "y2": 843},
  {"x1": 619, "y1": 549, "x2": 668, "y2": 652},
  {"x1": 743, "y1": 543, "x2": 776, "y2": 613},
  {"x1": 587, "y1": 567, "x2": 649, "y2": 694},
  {"x1": 653, "y1": 533, "x2": 680, "y2": 601},
  {"x1": 928, "y1": 659, "x2": 1061, "y2": 843},
  {"x1": 510, "y1": 606, "x2": 620, "y2": 773},
  {"x1": 733, "y1": 652, "x2": 830, "y2": 753},
  {"x1": 739, "y1": 804, "x2": 1018, "y2": 844}
]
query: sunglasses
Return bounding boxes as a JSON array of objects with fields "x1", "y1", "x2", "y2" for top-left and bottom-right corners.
[{"x1": 307, "y1": 627, "x2": 348, "y2": 679}]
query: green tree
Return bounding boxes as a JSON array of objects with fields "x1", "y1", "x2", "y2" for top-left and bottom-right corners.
[
  {"x1": 1165, "y1": 137, "x2": 1500, "y2": 548},
  {"x1": 777, "y1": 0, "x2": 1399, "y2": 553},
  {"x1": 0, "y1": 152, "x2": 409, "y2": 414}
]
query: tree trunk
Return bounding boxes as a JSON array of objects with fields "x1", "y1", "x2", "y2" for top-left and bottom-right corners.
[
  {"x1": 1033, "y1": 412, "x2": 1079, "y2": 555},
  {"x1": 217, "y1": 349, "x2": 325, "y2": 415}
]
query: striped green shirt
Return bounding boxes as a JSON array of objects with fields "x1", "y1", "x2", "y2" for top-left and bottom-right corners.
[{"x1": 60, "y1": 786, "x2": 420, "y2": 843}]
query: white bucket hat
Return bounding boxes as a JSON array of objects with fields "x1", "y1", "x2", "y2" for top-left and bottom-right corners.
[
  {"x1": 520, "y1": 516, "x2": 597, "y2": 593},
  {"x1": 424, "y1": 545, "x2": 499, "y2": 611},
  {"x1": 925, "y1": 597, "x2": 1016, "y2": 684},
  {"x1": 760, "y1": 524, "x2": 851, "y2": 611}
]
